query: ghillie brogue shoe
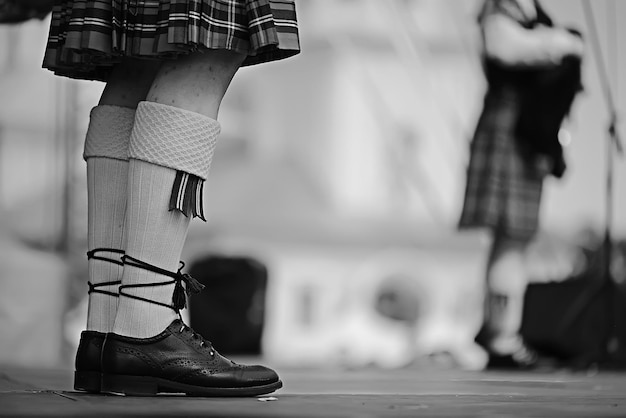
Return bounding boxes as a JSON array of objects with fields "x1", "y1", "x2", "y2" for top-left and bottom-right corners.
[
  {"x1": 101, "y1": 319, "x2": 281, "y2": 396},
  {"x1": 74, "y1": 248, "x2": 124, "y2": 393},
  {"x1": 74, "y1": 330, "x2": 107, "y2": 392},
  {"x1": 100, "y1": 255, "x2": 282, "y2": 397}
]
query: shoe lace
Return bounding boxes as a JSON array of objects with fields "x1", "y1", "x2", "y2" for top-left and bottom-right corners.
[
  {"x1": 119, "y1": 255, "x2": 205, "y2": 314},
  {"x1": 177, "y1": 323, "x2": 215, "y2": 356},
  {"x1": 86, "y1": 248, "x2": 125, "y2": 297}
]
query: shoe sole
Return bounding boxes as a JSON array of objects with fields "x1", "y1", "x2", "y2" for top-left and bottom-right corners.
[
  {"x1": 74, "y1": 370, "x2": 102, "y2": 393},
  {"x1": 101, "y1": 374, "x2": 283, "y2": 397}
]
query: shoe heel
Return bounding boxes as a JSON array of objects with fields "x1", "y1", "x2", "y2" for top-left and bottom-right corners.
[
  {"x1": 101, "y1": 373, "x2": 159, "y2": 396},
  {"x1": 74, "y1": 370, "x2": 102, "y2": 393}
]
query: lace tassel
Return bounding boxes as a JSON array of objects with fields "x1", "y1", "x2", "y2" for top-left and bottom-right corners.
[
  {"x1": 172, "y1": 272, "x2": 205, "y2": 311},
  {"x1": 172, "y1": 280, "x2": 188, "y2": 311},
  {"x1": 182, "y1": 273, "x2": 205, "y2": 294},
  {"x1": 169, "y1": 171, "x2": 206, "y2": 221}
]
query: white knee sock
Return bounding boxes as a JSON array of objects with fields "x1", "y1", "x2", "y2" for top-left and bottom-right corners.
[
  {"x1": 84, "y1": 105, "x2": 135, "y2": 333},
  {"x1": 113, "y1": 101, "x2": 220, "y2": 338},
  {"x1": 485, "y1": 243, "x2": 529, "y2": 354}
]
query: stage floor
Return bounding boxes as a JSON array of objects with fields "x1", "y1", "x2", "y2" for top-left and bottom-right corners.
[{"x1": 2, "y1": 364, "x2": 625, "y2": 417}]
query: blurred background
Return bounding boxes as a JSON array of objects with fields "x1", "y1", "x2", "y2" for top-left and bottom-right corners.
[{"x1": 1, "y1": 0, "x2": 626, "y2": 372}]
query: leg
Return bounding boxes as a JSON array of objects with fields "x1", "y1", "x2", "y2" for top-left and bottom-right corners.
[
  {"x1": 102, "y1": 50, "x2": 281, "y2": 397},
  {"x1": 99, "y1": 58, "x2": 163, "y2": 108},
  {"x1": 113, "y1": 50, "x2": 245, "y2": 338},
  {"x1": 83, "y1": 58, "x2": 161, "y2": 334},
  {"x1": 75, "y1": 58, "x2": 161, "y2": 393},
  {"x1": 146, "y1": 49, "x2": 242, "y2": 118},
  {"x1": 484, "y1": 235, "x2": 529, "y2": 353}
]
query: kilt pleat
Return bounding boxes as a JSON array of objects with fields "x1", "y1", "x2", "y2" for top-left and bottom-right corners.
[
  {"x1": 42, "y1": 0, "x2": 300, "y2": 81},
  {"x1": 459, "y1": 87, "x2": 543, "y2": 241}
]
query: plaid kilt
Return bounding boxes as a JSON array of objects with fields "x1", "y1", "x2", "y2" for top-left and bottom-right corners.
[
  {"x1": 459, "y1": 87, "x2": 544, "y2": 241},
  {"x1": 42, "y1": 0, "x2": 300, "y2": 81}
]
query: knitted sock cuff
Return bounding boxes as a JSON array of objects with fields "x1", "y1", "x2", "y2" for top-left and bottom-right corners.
[
  {"x1": 83, "y1": 105, "x2": 136, "y2": 161},
  {"x1": 128, "y1": 101, "x2": 221, "y2": 181}
]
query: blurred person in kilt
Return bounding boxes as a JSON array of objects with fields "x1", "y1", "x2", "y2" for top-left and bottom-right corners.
[
  {"x1": 43, "y1": 0, "x2": 299, "y2": 396},
  {"x1": 459, "y1": 0, "x2": 583, "y2": 369}
]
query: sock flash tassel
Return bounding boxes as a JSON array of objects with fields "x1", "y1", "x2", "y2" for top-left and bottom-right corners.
[{"x1": 169, "y1": 171, "x2": 205, "y2": 220}]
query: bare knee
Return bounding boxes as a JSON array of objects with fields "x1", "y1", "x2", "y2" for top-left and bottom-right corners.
[
  {"x1": 99, "y1": 58, "x2": 163, "y2": 108},
  {"x1": 146, "y1": 50, "x2": 247, "y2": 118}
]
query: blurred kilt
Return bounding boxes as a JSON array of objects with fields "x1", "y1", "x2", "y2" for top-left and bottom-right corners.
[
  {"x1": 42, "y1": 0, "x2": 300, "y2": 81},
  {"x1": 459, "y1": 88, "x2": 544, "y2": 241}
]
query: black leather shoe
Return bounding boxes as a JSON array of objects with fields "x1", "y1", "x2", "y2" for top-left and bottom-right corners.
[
  {"x1": 486, "y1": 343, "x2": 561, "y2": 371},
  {"x1": 485, "y1": 343, "x2": 539, "y2": 370},
  {"x1": 101, "y1": 319, "x2": 282, "y2": 397},
  {"x1": 74, "y1": 330, "x2": 106, "y2": 393},
  {"x1": 74, "y1": 248, "x2": 124, "y2": 393}
]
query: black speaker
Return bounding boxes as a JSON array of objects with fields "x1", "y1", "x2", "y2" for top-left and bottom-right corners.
[
  {"x1": 188, "y1": 255, "x2": 268, "y2": 355},
  {"x1": 521, "y1": 245, "x2": 626, "y2": 369}
]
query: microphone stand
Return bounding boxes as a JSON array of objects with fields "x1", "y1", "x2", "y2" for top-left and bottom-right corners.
[
  {"x1": 581, "y1": 0, "x2": 623, "y2": 365},
  {"x1": 554, "y1": 0, "x2": 623, "y2": 369}
]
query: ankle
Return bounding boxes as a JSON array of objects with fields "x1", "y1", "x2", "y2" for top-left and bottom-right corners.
[
  {"x1": 85, "y1": 248, "x2": 124, "y2": 333},
  {"x1": 86, "y1": 291, "x2": 119, "y2": 333},
  {"x1": 112, "y1": 256, "x2": 203, "y2": 338},
  {"x1": 113, "y1": 296, "x2": 178, "y2": 338}
]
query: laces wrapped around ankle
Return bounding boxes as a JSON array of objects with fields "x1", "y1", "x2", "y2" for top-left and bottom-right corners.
[
  {"x1": 119, "y1": 255, "x2": 205, "y2": 314},
  {"x1": 87, "y1": 248, "x2": 125, "y2": 266},
  {"x1": 86, "y1": 248, "x2": 125, "y2": 297}
]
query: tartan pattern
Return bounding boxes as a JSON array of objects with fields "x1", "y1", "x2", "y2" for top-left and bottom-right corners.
[
  {"x1": 458, "y1": 88, "x2": 543, "y2": 241},
  {"x1": 459, "y1": 0, "x2": 544, "y2": 241},
  {"x1": 42, "y1": 0, "x2": 300, "y2": 81}
]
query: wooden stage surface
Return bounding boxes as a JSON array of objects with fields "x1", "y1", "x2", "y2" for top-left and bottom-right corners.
[{"x1": 2, "y1": 363, "x2": 625, "y2": 417}]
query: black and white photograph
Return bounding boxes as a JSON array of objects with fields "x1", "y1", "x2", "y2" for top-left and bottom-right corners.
[{"x1": 1, "y1": 0, "x2": 625, "y2": 416}]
